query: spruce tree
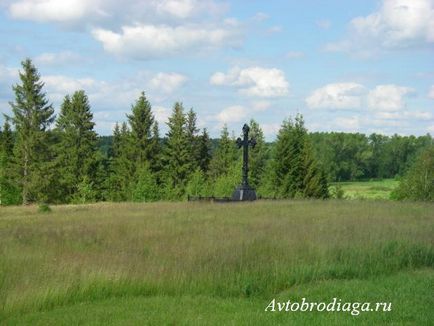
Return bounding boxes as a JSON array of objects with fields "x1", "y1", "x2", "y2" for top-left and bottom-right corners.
[
  {"x1": 162, "y1": 102, "x2": 191, "y2": 198},
  {"x1": 9, "y1": 58, "x2": 55, "y2": 204},
  {"x1": 127, "y1": 92, "x2": 154, "y2": 166},
  {"x1": 273, "y1": 114, "x2": 328, "y2": 198},
  {"x1": 108, "y1": 122, "x2": 135, "y2": 201},
  {"x1": 148, "y1": 121, "x2": 162, "y2": 178},
  {"x1": 0, "y1": 120, "x2": 20, "y2": 205},
  {"x1": 55, "y1": 90, "x2": 98, "y2": 202},
  {"x1": 208, "y1": 125, "x2": 237, "y2": 180},
  {"x1": 248, "y1": 119, "x2": 267, "y2": 188},
  {"x1": 186, "y1": 108, "x2": 200, "y2": 170},
  {"x1": 197, "y1": 128, "x2": 212, "y2": 173}
]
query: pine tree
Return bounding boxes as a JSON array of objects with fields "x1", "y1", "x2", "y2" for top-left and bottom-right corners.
[
  {"x1": 8, "y1": 58, "x2": 55, "y2": 204},
  {"x1": 186, "y1": 108, "x2": 200, "y2": 170},
  {"x1": 127, "y1": 92, "x2": 154, "y2": 166},
  {"x1": 162, "y1": 102, "x2": 191, "y2": 198},
  {"x1": 273, "y1": 114, "x2": 328, "y2": 198},
  {"x1": 248, "y1": 119, "x2": 267, "y2": 188},
  {"x1": 208, "y1": 125, "x2": 237, "y2": 180},
  {"x1": 131, "y1": 163, "x2": 160, "y2": 202},
  {"x1": 0, "y1": 120, "x2": 20, "y2": 205},
  {"x1": 197, "y1": 128, "x2": 212, "y2": 173},
  {"x1": 108, "y1": 122, "x2": 135, "y2": 201},
  {"x1": 148, "y1": 121, "x2": 162, "y2": 175},
  {"x1": 55, "y1": 91, "x2": 98, "y2": 202}
]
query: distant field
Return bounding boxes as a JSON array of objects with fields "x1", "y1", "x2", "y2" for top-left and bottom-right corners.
[
  {"x1": 331, "y1": 179, "x2": 399, "y2": 200},
  {"x1": 0, "y1": 201, "x2": 433, "y2": 324}
]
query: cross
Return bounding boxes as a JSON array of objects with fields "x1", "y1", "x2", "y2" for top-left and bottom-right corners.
[{"x1": 236, "y1": 123, "x2": 256, "y2": 187}]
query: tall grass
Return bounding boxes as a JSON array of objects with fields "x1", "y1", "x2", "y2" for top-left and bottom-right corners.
[{"x1": 0, "y1": 200, "x2": 433, "y2": 318}]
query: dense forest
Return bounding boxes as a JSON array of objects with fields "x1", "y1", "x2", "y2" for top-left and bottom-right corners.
[{"x1": 0, "y1": 59, "x2": 433, "y2": 205}]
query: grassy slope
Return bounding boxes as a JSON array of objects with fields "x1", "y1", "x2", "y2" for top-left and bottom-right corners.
[{"x1": 0, "y1": 200, "x2": 433, "y2": 325}]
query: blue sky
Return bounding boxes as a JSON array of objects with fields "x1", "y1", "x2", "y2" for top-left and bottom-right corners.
[{"x1": 0, "y1": 0, "x2": 433, "y2": 139}]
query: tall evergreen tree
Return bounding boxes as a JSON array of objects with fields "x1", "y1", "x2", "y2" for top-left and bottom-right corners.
[
  {"x1": 162, "y1": 102, "x2": 191, "y2": 198},
  {"x1": 208, "y1": 125, "x2": 237, "y2": 179},
  {"x1": 0, "y1": 120, "x2": 20, "y2": 205},
  {"x1": 127, "y1": 92, "x2": 154, "y2": 166},
  {"x1": 148, "y1": 121, "x2": 162, "y2": 177},
  {"x1": 186, "y1": 108, "x2": 200, "y2": 170},
  {"x1": 197, "y1": 128, "x2": 212, "y2": 173},
  {"x1": 273, "y1": 114, "x2": 328, "y2": 198},
  {"x1": 108, "y1": 122, "x2": 135, "y2": 201},
  {"x1": 8, "y1": 58, "x2": 55, "y2": 204},
  {"x1": 55, "y1": 90, "x2": 98, "y2": 202},
  {"x1": 248, "y1": 119, "x2": 267, "y2": 188}
]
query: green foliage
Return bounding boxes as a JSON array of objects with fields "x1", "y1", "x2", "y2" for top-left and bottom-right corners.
[
  {"x1": 71, "y1": 176, "x2": 97, "y2": 204},
  {"x1": 197, "y1": 128, "x2": 212, "y2": 173},
  {"x1": 186, "y1": 168, "x2": 209, "y2": 197},
  {"x1": 108, "y1": 122, "x2": 135, "y2": 201},
  {"x1": 248, "y1": 119, "x2": 267, "y2": 188},
  {"x1": 0, "y1": 121, "x2": 21, "y2": 205},
  {"x1": 8, "y1": 58, "x2": 55, "y2": 204},
  {"x1": 37, "y1": 203, "x2": 51, "y2": 213},
  {"x1": 330, "y1": 183, "x2": 345, "y2": 199},
  {"x1": 162, "y1": 102, "x2": 191, "y2": 196},
  {"x1": 54, "y1": 91, "x2": 98, "y2": 203},
  {"x1": 131, "y1": 164, "x2": 160, "y2": 202},
  {"x1": 273, "y1": 115, "x2": 328, "y2": 199},
  {"x1": 208, "y1": 125, "x2": 237, "y2": 180},
  {"x1": 213, "y1": 159, "x2": 242, "y2": 197},
  {"x1": 392, "y1": 146, "x2": 434, "y2": 201},
  {"x1": 127, "y1": 92, "x2": 155, "y2": 166}
]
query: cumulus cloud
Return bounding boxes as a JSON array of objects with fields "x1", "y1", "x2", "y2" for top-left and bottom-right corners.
[
  {"x1": 367, "y1": 85, "x2": 414, "y2": 111},
  {"x1": 34, "y1": 51, "x2": 84, "y2": 66},
  {"x1": 305, "y1": 83, "x2": 365, "y2": 109},
  {"x1": 149, "y1": 73, "x2": 187, "y2": 94},
  {"x1": 210, "y1": 66, "x2": 290, "y2": 97},
  {"x1": 9, "y1": 0, "x2": 101, "y2": 23},
  {"x1": 8, "y1": 0, "x2": 225, "y2": 24},
  {"x1": 325, "y1": 0, "x2": 434, "y2": 56},
  {"x1": 215, "y1": 105, "x2": 247, "y2": 123},
  {"x1": 92, "y1": 23, "x2": 242, "y2": 59}
]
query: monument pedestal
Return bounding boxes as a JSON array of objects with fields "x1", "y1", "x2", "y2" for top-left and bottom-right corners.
[{"x1": 231, "y1": 184, "x2": 257, "y2": 201}]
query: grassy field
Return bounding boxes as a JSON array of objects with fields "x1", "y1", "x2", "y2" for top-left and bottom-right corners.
[
  {"x1": 331, "y1": 179, "x2": 399, "y2": 200},
  {"x1": 0, "y1": 200, "x2": 433, "y2": 325}
]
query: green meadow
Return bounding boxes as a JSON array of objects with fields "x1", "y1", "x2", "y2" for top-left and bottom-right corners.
[
  {"x1": 0, "y1": 200, "x2": 433, "y2": 325},
  {"x1": 331, "y1": 179, "x2": 399, "y2": 200}
]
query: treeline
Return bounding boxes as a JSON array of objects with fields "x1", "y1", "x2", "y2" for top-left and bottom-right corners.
[
  {"x1": 0, "y1": 59, "x2": 329, "y2": 205},
  {"x1": 310, "y1": 132, "x2": 433, "y2": 181}
]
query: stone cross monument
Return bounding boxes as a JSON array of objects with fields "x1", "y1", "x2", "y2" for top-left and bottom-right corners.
[{"x1": 232, "y1": 123, "x2": 257, "y2": 201}]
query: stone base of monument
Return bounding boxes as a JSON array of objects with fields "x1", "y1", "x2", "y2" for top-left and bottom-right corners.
[{"x1": 231, "y1": 184, "x2": 257, "y2": 201}]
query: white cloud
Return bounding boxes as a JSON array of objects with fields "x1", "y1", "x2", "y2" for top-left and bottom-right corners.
[
  {"x1": 153, "y1": 106, "x2": 171, "y2": 124},
  {"x1": 429, "y1": 85, "x2": 434, "y2": 99},
  {"x1": 267, "y1": 26, "x2": 282, "y2": 34},
  {"x1": 8, "y1": 0, "x2": 225, "y2": 24},
  {"x1": 333, "y1": 116, "x2": 361, "y2": 131},
  {"x1": 9, "y1": 0, "x2": 101, "y2": 23},
  {"x1": 367, "y1": 84, "x2": 414, "y2": 111},
  {"x1": 92, "y1": 23, "x2": 242, "y2": 59},
  {"x1": 326, "y1": 0, "x2": 434, "y2": 56},
  {"x1": 216, "y1": 105, "x2": 247, "y2": 123},
  {"x1": 261, "y1": 123, "x2": 280, "y2": 137},
  {"x1": 210, "y1": 66, "x2": 290, "y2": 97},
  {"x1": 305, "y1": 83, "x2": 365, "y2": 109},
  {"x1": 149, "y1": 73, "x2": 187, "y2": 94},
  {"x1": 34, "y1": 51, "x2": 83, "y2": 66},
  {"x1": 252, "y1": 101, "x2": 271, "y2": 112}
]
